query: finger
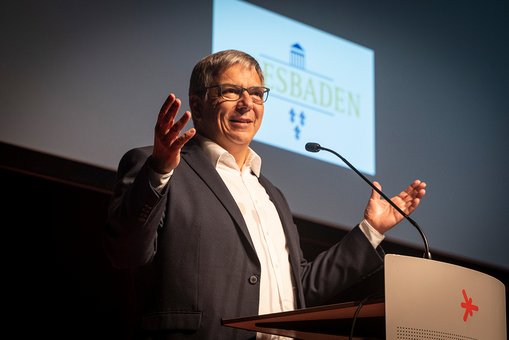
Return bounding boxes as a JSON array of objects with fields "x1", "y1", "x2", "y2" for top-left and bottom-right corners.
[
  {"x1": 163, "y1": 97, "x2": 181, "y2": 125},
  {"x1": 400, "y1": 179, "x2": 425, "y2": 200},
  {"x1": 404, "y1": 197, "x2": 421, "y2": 214},
  {"x1": 413, "y1": 180, "x2": 427, "y2": 192},
  {"x1": 164, "y1": 128, "x2": 196, "y2": 163},
  {"x1": 170, "y1": 127, "x2": 196, "y2": 151},
  {"x1": 417, "y1": 181, "x2": 427, "y2": 197},
  {"x1": 410, "y1": 181, "x2": 426, "y2": 199},
  {"x1": 403, "y1": 180, "x2": 420, "y2": 195},
  {"x1": 163, "y1": 111, "x2": 192, "y2": 143},
  {"x1": 156, "y1": 94, "x2": 181, "y2": 133},
  {"x1": 157, "y1": 93, "x2": 176, "y2": 121},
  {"x1": 370, "y1": 181, "x2": 382, "y2": 200}
]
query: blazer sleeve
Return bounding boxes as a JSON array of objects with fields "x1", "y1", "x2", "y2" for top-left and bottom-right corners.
[
  {"x1": 103, "y1": 146, "x2": 168, "y2": 269},
  {"x1": 299, "y1": 225, "x2": 384, "y2": 307}
]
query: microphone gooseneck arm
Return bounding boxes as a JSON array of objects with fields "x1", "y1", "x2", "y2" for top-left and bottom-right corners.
[{"x1": 305, "y1": 142, "x2": 432, "y2": 260}]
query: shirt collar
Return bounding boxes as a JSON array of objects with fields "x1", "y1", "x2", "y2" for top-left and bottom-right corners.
[{"x1": 195, "y1": 134, "x2": 262, "y2": 177}]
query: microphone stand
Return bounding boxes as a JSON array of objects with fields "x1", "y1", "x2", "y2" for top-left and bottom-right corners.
[{"x1": 306, "y1": 143, "x2": 432, "y2": 260}]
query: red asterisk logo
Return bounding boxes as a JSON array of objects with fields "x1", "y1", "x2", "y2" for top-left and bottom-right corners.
[{"x1": 460, "y1": 289, "x2": 479, "y2": 322}]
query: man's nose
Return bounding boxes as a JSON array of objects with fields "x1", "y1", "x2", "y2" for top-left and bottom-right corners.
[{"x1": 236, "y1": 90, "x2": 254, "y2": 111}]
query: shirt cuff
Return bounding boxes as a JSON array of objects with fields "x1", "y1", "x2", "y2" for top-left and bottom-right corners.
[
  {"x1": 149, "y1": 169, "x2": 173, "y2": 193},
  {"x1": 359, "y1": 219, "x2": 385, "y2": 249}
]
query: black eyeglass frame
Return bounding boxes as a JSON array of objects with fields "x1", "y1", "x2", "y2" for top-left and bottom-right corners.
[{"x1": 204, "y1": 84, "x2": 270, "y2": 103}]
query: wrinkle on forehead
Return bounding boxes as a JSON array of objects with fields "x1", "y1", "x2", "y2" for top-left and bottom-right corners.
[{"x1": 217, "y1": 64, "x2": 262, "y2": 87}]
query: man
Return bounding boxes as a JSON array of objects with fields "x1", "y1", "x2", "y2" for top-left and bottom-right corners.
[{"x1": 104, "y1": 49, "x2": 426, "y2": 339}]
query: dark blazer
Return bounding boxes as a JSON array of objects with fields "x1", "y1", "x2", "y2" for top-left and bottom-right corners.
[{"x1": 104, "y1": 138, "x2": 384, "y2": 339}]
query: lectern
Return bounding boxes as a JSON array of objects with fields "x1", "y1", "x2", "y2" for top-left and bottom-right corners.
[{"x1": 222, "y1": 254, "x2": 507, "y2": 339}]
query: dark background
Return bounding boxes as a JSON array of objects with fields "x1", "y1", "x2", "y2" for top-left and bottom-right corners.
[{"x1": 2, "y1": 141, "x2": 507, "y2": 339}]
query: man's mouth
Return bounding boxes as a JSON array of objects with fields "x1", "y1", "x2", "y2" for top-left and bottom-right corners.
[{"x1": 230, "y1": 118, "x2": 253, "y2": 124}]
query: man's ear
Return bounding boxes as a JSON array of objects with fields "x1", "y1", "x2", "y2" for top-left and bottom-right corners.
[{"x1": 189, "y1": 95, "x2": 203, "y2": 122}]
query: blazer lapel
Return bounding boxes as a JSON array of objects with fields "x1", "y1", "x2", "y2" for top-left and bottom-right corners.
[{"x1": 181, "y1": 139, "x2": 258, "y2": 257}]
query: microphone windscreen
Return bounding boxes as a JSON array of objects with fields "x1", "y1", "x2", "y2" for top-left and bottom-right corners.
[{"x1": 305, "y1": 142, "x2": 321, "y2": 153}]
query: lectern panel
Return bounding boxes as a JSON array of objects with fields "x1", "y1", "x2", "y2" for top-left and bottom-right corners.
[{"x1": 385, "y1": 254, "x2": 506, "y2": 340}]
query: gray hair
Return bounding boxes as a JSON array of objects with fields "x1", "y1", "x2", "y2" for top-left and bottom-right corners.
[{"x1": 188, "y1": 49, "x2": 264, "y2": 99}]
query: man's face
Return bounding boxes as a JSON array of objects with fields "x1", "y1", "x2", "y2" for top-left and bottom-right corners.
[{"x1": 195, "y1": 64, "x2": 264, "y2": 155}]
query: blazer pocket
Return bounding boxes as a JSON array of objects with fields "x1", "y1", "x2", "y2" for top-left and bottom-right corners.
[{"x1": 141, "y1": 311, "x2": 202, "y2": 331}]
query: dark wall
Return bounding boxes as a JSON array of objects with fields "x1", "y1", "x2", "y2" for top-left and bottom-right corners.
[
  {"x1": 3, "y1": 167, "x2": 133, "y2": 339},
  {"x1": 2, "y1": 145, "x2": 507, "y2": 339}
]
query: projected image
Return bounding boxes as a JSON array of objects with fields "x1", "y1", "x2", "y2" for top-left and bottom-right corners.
[{"x1": 213, "y1": 0, "x2": 375, "y2": 175}]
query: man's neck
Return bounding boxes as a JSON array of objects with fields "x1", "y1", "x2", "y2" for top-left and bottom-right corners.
[
  {"x1": 196, "y1": 133, "x2": 251, "y2": 170},
  {"x1": 230, "y1": 147, "x2": 249, "y2": 169}
]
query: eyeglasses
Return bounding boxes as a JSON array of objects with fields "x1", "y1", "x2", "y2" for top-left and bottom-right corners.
[{"x1": 205, "y1": 84, "x2": 270, "y2": 104}]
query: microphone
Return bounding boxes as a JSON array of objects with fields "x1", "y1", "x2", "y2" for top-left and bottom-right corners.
[{"x1": 305, "y1": 142, "x2": 432, "y2": 260}]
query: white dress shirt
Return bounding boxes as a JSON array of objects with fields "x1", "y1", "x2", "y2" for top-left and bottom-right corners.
[
  {"x1": 200, "y1": 138, "x2": 297, "y2": 317},
  {"x1": 149, "y1": 135, "x2": 384, "y2": 339}
]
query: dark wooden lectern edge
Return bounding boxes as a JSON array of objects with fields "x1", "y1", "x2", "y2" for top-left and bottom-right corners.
[{"x1": 222, "y1": 298, "x2": 385, "y2": 338}]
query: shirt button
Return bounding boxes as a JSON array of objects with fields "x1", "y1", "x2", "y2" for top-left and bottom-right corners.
[{"x1": 248, "y1": 274, "x2": 259, "y2": 285}]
